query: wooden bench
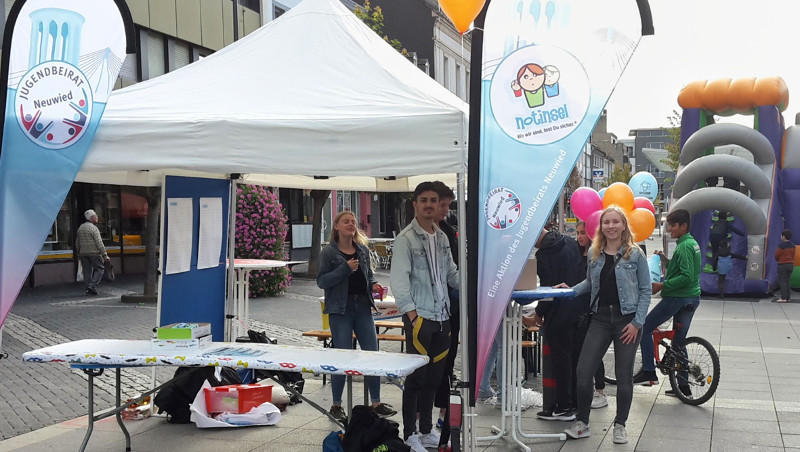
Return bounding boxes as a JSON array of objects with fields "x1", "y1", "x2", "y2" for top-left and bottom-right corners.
[
  {"x1": 524, "y1": 326, "x2": 540, "y2": 377},
  {"x1": 302, "y1": 329, "x2": 405, "y2": 345},
  {"x1": 373, "y1": 320, "x2": 403, "y2": 333}
]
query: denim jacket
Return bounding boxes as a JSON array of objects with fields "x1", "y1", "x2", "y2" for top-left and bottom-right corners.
[
  {"x1": 316, "y1": 241, "x2": 377, "y2": 315},
  {"x1": 571, "y1": 245, "x2": 652, "y2": 328},
  {"x1": 390, "y1": 218, "x2": 459, "y2": 321}
]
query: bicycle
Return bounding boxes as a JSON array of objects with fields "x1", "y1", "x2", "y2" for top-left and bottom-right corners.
[{"x1": 602, "y1": 321, "x2": 720, "y2": 406}]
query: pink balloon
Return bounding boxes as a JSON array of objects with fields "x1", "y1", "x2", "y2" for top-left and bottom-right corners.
[
  {"x1": 570, "y1": 187, "x2": 602, "y2": 221},
  {"x1": 585, "y1": 210, "x2": 603, "y2": 240},
  {"x1": 633, "y1": 196, "x2": 655, "y2": 215}
]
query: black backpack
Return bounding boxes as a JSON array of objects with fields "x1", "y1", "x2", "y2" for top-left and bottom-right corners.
[
  {"x1": 154, "y1": 366, "x2": 241, "y2": 424},
  {"x1": 341, "y1": 405, "x2": 410, "y2": 452}
]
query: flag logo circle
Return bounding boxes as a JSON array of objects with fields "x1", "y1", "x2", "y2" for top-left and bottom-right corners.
[
  {"x1": 15, "y1": 61, "x2": 93, "y2": 150},
  {"x1": 484, "y1": 187, "x2": 521, "y2": 230},
  {"x1": 489, "y1": 45, "x2": 590, "y2": 145}
]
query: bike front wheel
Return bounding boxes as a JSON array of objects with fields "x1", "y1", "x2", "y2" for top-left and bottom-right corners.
[{"x1": 668, "y1": 336, "x2": 720, "y2": 406}]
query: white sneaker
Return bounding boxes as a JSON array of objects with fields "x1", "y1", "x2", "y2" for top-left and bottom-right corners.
[
  {"x1": 613, "y1": 423, "x2": 628, "y2": 444},
  {"x1": 591, "y1": 392, "x2": 608, "y2": 408},
  {"x1": 564, "y1": 421, "x2": 590, "y2": 439},
  {"x1": 419, "y1": 429, "x2": 441, "y2": 448},
  {"x1": 404, "y1": 433, "x2": 427, "y2": 452}
]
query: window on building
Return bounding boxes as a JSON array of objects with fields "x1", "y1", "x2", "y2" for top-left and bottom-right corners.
[
  {"x1": 91, "y1": 185, "x2": 121, "y2": 246},
  {"x1": 41, "y1": 199, "x2": 73, "y2": 254},
  {"x1": 274, "y1": 4, "x2": 287, "y2": 18},
  {"x1": 456, "y1": 63, "x2": 462, "y2": 98},
  {"x1": 465, "y1": 69, "x2": 470, "y2": 102},
  {"x1": 120, "y1": 188, "x2": 149, "y2": 250},
  {"x1": 443, "y1": 55, "x2": 450, "y2": 90},
  {"x1": 337, "y1": 191, "x2": 351, "y2": 212},
  {"x1": 174, "y1": 41, "x2": 191, "y2": 70},
  {"x1": 646, "y1": 142, "x2": 665, "y2": 149},
  {"x1": 378, "y1": 193, "x2": 387, "y2": 235},
  {"x1": 147, "y1": 31, "x2": 166, "y2": 78},
  {"x1": 240, "y1": 0, "x2": 260, "y2": 12},
  {"x1": 280, "y1": 189, "x2": 314, "y2": 223}
]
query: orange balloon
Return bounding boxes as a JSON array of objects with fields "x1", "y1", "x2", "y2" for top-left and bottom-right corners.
[
  {"x1": 629, "y1": 208, "x2": 656, "y2": 242},
  {"x1": 602, "y1": 182, "x2": 635, "y2": 211},
  {"x1": 438, "y1": 0, "x2": 486, "y2": 34}
]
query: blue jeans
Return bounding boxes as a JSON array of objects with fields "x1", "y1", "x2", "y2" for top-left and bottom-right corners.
[
  {"x1": 576, "y1": 306, "x2": 639, "y2": 426},
  {"x1": 479, "y1": 328, "x2": 503, "y2": 397},
  {"x1": 328, "y1": 294, "x2": 380, "y2": 406},
  {"x1": 640, "y1": 296, "x2": 699, "y2": 372}
]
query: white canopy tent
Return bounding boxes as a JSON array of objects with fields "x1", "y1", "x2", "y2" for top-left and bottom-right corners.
[{"x1": 76, "y1": 0, "x2": 468, "y2": 189}]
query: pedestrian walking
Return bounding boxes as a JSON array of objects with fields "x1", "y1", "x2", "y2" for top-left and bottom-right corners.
[{"x1": 76, "y1": 209, "x2": 110, "y2": 295}]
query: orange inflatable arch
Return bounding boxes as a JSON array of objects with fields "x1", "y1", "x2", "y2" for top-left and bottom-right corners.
[{"x1": 677, "y1": 76, "x2": 789, "y2": 116}]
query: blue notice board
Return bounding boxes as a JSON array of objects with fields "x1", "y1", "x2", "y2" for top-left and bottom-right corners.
[{"x1": 160, "y1": 176, "x2": 230, "y2": 341}]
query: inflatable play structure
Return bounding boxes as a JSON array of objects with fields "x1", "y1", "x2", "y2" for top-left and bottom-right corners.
[{"x1": 670, "y1": 77, "x2": 800, "y2": 296}]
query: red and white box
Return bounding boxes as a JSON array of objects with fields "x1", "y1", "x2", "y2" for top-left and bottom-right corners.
[{"x1": 203, "y1": 384, "x2": 273, "y2": 415}]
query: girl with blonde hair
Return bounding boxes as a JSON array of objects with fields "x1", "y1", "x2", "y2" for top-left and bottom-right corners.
[
  {"x1": 559, "y1": 206, "x2": 651, "y2": 444},
  {"x1": 316, "y1": 211, "x2": 396, "y2": 422}
]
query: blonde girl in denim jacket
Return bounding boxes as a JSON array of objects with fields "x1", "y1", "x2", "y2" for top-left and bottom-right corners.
[{"x1": 559, "y1": 206, "x2": 652, "y2": 444}]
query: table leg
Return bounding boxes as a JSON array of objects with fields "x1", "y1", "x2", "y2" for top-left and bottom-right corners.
[
  {"x1": 115, "y1": 368, "x2": 131, "y2": 451},
  {"x1": 512, "y1": 302, "x2": 566, "y2": 442},
  {"x1": 346, "y1": 375, "x2": 353, "y2": 418},
  {"x1": 243, "y1": 269, "x2": 251, "y2": 335},
  {"x1": 79, "y1": 368, "x2": 103, "y2": 452}
]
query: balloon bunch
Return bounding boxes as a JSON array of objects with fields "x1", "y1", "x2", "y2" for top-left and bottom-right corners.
[{"x1": 570, "y1": 172, "x2": 658, "y2": 242}]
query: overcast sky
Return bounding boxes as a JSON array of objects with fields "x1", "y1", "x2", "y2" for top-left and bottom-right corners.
[{"x1": 604, "y1": 0, "x2": 800, "y2": 139}]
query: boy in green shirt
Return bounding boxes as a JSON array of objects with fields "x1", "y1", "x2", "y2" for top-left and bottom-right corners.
[{"x1": 633, "y1": 209, "x2": 701, "y2": 395}]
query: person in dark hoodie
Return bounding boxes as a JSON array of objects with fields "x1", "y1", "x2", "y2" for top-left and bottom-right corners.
[{"x1": 523, "y1": 227, "x2": 585, "y2": 420}]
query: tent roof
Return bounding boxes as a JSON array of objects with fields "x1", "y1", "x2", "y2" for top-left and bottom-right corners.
[{"x1": 77, "y1": 0, "x2": 467, "y2": 190}]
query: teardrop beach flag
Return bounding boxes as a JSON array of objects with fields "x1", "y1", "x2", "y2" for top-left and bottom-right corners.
[
  {"x1": 0, "y1": 0, "x2": 134, "y2": 330},
  {"x1": 473, "y1": 0, "x2": 653, "y2": 392}
]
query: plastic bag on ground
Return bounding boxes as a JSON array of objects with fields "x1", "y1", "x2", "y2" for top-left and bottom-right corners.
[{"x1": 190, "y1": 381, "x2": 281, "y2": 428}]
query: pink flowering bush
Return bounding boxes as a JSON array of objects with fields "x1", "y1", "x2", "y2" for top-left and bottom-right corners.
[{"x1": 235, "y1": 184, "x2": 291, "y2": 296}]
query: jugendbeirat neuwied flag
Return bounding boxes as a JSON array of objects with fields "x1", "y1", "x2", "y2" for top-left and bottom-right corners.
[
  {"x1": 474, "y1": 0, "x2": 653, "y2": 392},
  {"x1": 0, "y1": 0, "x2": 133, "y2": 329}
]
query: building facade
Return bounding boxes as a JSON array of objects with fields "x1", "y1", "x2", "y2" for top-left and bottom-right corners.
[{"x1": 3, "y1": 0, "x2": 467, "y2": 284}]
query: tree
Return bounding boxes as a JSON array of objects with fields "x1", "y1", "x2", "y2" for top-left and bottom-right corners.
[
  {"x1": 307, "y1": 189, "x2": 331, "y2": 276},
  {"x1": 120, "y1": 186, "x2": 160, "y2": 303},
  {"x1": 354, "y1": 0, "x2": 408, "y2": 55},
  {"x1": 565, "y1": 166, "x2": 582, "y2": 191},
  {"x1": 602, "y1": 162, "x2": 633, "y2": 187},
  {"x1": 661, "y1": 109, "x2": 681, "y2": 174}
]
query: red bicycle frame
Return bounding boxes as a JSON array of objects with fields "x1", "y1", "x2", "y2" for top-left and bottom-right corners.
[{"x1": 651, "y1": 327, "x2": 676, "y2": 364}]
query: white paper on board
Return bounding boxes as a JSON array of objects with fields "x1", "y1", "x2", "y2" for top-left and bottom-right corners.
[
  {"x1": 197, "y1": 197, "x2": 223, "y2": 270},
  {"x1": 165, "y1": 198, "x2": 193, "y2": 275}
]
